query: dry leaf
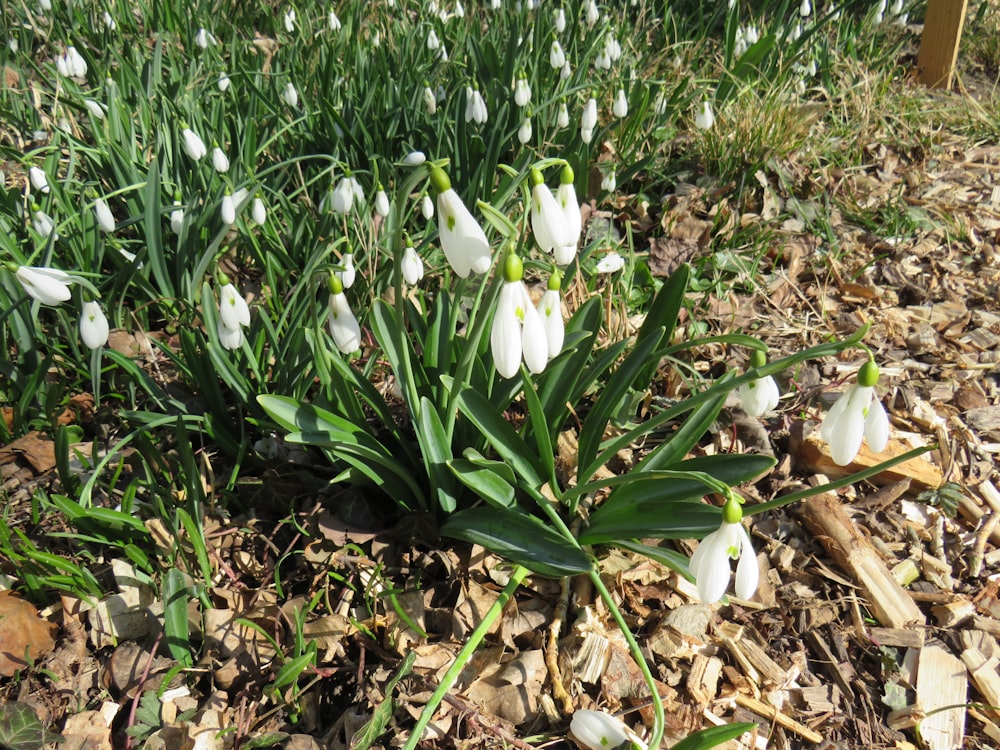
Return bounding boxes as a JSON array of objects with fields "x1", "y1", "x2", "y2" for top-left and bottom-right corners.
[
  {"x1": 0, "y1": 431, "x2": 56, "y2": 474},
  {"x1": 0, "y1": 590, "x2": 57, "y2": 676}
]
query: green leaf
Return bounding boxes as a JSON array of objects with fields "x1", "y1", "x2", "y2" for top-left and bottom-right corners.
[
  {"x1": 271, "y1": 652, "x2": 316, "y2": 693},
  {"x1": 417, "y1": 396, "x2": 459, "y2": 513},
  {"x1": 352, "y1": 651, "x2": 417, "y2": 750},
  {"x1": 441, "y1": 508, "x2": 592, "y2": 578},
  {"x1": 162, "y1": 568, "x2": 192, "y2": 666},
  {"x1": 455, "y1": 389, "x2": 545, "y2": 488},
  {"x1": 578, "y1": 499, "x2": 721, "y2": 545},
  {"x1": 635, "y1": 388, "x2": 730, "y2": 472},
  {"x1": 669, "y1": 723, "x2": 757, "y2": 750},
  {"x1": 448, "y1": 459, "x2": 516, "y2": 509},
  {"x1": 635, "y1": 263, "x2": 687, "y2": 356},
  {"x1": 0, "y1": 703, "x2": 63, "y2": 750}
]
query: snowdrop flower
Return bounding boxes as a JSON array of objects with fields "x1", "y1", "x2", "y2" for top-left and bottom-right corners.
[
  {"x1": 281, "y1": 82, "x2": 299, "y2": 108},
  {"x1": 738, "y1": 350, "x2": 780, "y2": 417},
  {"x1": 33, "y1": 207, "x2": 57, "y2": 239},
  {"x1": 549, "y1": 39, "x2": 566, "y2": 70},
  {"x1": 556, "y1": 101, "x2": 570, "y2": 129},
  {"x1": 181, "y1": 126, "x2": 207, "y2": 160},
  {"x1": 427, "y1": 29, "x2": 441, "y2": 51},
  {"x1": 39, "y1": 0, "x2": 52, "y2": 10},
  {"x1": 554, "y1": 166, "x2": 580, "y2": 265},
  {"x1": 423, "y1": 85, "x2": 437, "y2": 115},
  {"x1": 594, "y1": 47, "x2": 612, "y2": 71},
  {"x1": 583, "y1": 0, "x2": 599, "y2": 26},
  {"x1": 284, "y1": 8, "x2": 296, "y2": 33},
  {"x1": 375, "y1": 184, "x2": 390, "y2": 218},
  {"x1": 252, "y1": 195, "x2": 267, "y2": 225},
  {"x1": 430, "y1": 166, "x2": 491, "y2": 278},
  {"x1": 605, "y1": 35, "x2": 622, "y2": 62},
  {"x1": 84, "y1": 99, "x2": 107, "y2": 119},
  {"x1": 421, "y1": 194, "x2": 434, "y2": 220},
  {"x1": 800, "y1": 0, "x2": 811, "y2": 16},
  {"x1": 530, "y1": 167, "x2": 572, "y2": 254},
  {"x1": 402, "y1": 151, "x2": 427, "y2": 167},
  {"x1": 466, "y1": 85, "x2": 488, "y2": 124},
  {"x1": 513, "y1": 74, "x2": 531, "y2": 107},
  {"x1": 170, "y1": 201, "x2": 185, "y2": 234},
  {"x1": 694, "y1": 100, "x2": 714, "y2": 131},
  {"x1": 338, "y1": 251, "x2": 356, "y2": 288},
  {"x1": 218, "y1": 73, "x2": 231, "y2": 92},
  {"x1": 596, "y1": 251, "x2": 625, "y2": 274},
  {"x1": 56, "y1": 46, "x2": 88, "y2": 78},
  {"x1": 94, "y1": 197, "x2": 115, "y2": 233},
  {"x1": 29, "y1": 167, "x2": 50, "y2": 194},
  {"x1": 889, "y1": 0, "x2": 904, "y2": 14},
  {"x1": 327, "y1": 274, "x2": 361, "y2": 353},
  {"x1": 194, "y1": 28, "x2": 216, "y2": 49},
  {"x1": 13, "y1": 265, "x2": 72, "y2": 305},
  {"x1": 211, "y1": 145, "x2": 229, "y2": 173},
  {"x1": 581, "y1": 97, "x2": 598, "y2": 142},
  {"x1": 570, "y1": 710, "x2": 638, "y2": 750},
  {"x1": 221, "y1": 190, "x2": 236, "y2": 225},
  {"x1": 561, "y1": 60, "x2": 572, "y2": 81},
  {"x1": 789, "y1": 22, "x2": 802, "y2": 42},
  {"x1": 453, "y1": 0, "x2": 464, "y2": 17},
  {"x1": 329, "y1": 174, "x2": 359, "y2": 214},
  {"x1": 689, "y1": 496, "x2": 758, "y2": 604},
  {"x1": 217, "y1": 274, "x2": 250, "y2": 350},
  {"x1": 601, "y1": 167, "x2": 616, "y2": 193},
  {"x1": 328, "y1": 9, "x2": 342, "y2": 30},
  {"x1": 401, "y1": 240, "x2": 424, "y2": 285},
  {"x1": 554, "y1": 6, "x2": 566, "y2": 32},
  {"x1": 79, "y1": 300, "x2": 110, "y2": 349},
  {"x1": 537, "y1": 274, "x2": 564, "y2": 359},
  {"x1": 612, "y1": 88, "x2": 628, "y2": 119},
  {"x1": 819, "y1": 360, "x2": 889, "y2": 466},
  {"x1": 518, "y1": 114, "x2": 532, "y2": 145},
  {"x1": 491, "y1": 253, "x2": 548, "y2": 379}
]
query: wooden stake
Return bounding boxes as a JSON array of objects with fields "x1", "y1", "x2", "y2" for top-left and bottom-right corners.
[{"x1": 917, "y1": 0, "x2": 970, "y2": 89}]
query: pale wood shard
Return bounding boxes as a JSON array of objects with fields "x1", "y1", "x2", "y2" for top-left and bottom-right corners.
[
  {"x1": 915, "y1": 643, "x2": 967, "y2": 750},
  {"x1": 868, "y1": 627, "x2": 926, "y2": 649},
  {"x1": 932, "y1": 600, "x2": 976, "y2": 629},
  {"x1": 961, "y1": 648, "x2": 1000, "y2": 721},
  {"x1": 801, "y1": 490, "x2": 926, "y2": 628},
  {"x1": 687, "y1": 654, "x2": 723, "y2": 706},
  {"x1": 732, "y1": 693, "x2": 824, "y2": 744},
  {"x1": 804, "y1": 629, "x2": 856, "y2": 702}
]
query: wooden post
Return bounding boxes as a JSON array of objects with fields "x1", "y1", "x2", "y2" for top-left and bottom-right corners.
[{"x1": 917, "y1": 0, "x2": 969, "y2": 89}]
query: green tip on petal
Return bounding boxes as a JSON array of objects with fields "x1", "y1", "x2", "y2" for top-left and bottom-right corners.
[
  {"x1": 722, "y1": 496, "x2": 743, "y2": 524},
  {"x1": 529, "y1": 167, "x2": 543, "y2": 187},
  {"x1": 547, "y1": 271, "x2": 562, "y2": 291},
  {"x1": 858, "y1": 359, "x2": 879, "y2": 387},
  {"x1": 749, "y1": 349, "x2": 767, "y2": 369},
  {"x1": 503, "y1": 253, "x2": 524, "y2": 283},
  {"x1": 328, "y1": 273, "x2": 344, "y2": 295},
  {"x1": 429, "y1": 166, "x2": 451, "y2": 194},
  {"x1": 560, "y1": 164, "x2": 574, "y2": 185}
]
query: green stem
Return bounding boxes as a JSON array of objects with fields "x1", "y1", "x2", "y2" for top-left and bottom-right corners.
[
  {"x1": 402, "y1": 565, "x2": 529, "y2": 750},
  {"x1": 588, "y1": 569, "x2": 665, "y2": 749}
]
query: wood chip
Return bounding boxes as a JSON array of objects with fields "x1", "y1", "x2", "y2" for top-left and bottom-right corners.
[{"x1": 914, "y1": 643, "x2": 967, "y2": 750}]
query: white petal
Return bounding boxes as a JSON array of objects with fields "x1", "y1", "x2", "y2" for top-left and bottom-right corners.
[
  {"x1": 94, "y1": 198, "x2": 116, "y2": 233},
  {"x1": 401, "y1": 245, "x2": 424, "y2": 285},
  {"x1": 531, "y1": 184, "x2": 571, "y2": 252},
  {"x1": 217, "y1": 318, "x2": 243, "y2": 349},
  {"x1": 595, "y1": 252, "x2": 625, "y2": 274},
  {"x1": 519, "y1": 287, "x2": 548, "y2": 374},
  {"x1": 864, "y1": 398, "x2": 889, "y2": 453},
  {"x1": 252, "y1": 197, "x2": 267, "y2": 225},
  {"x1": 537, "y1": 289, "x2": 564, "y2": 358},
  {"x1": 570, "y1": 710, "x2": 630, "y2": 750},
  {"x1": 221, "y1": 195, "x2": 235, "y2": 225},
  {"x1": 556, "y1": 182, "x2": 581, "y2": 245},
  {"x1": 16, "y1": 266, "x2": 72, "y2": 305},
  {"x1": 80, "y1": 301, "x2": 110, "y2": 349},
  {"x1": 328, "y1": 293, "x2": 361, "y2": 353},
  {"x1": 739, "y1": 376, "x2": 779, "y2": 417},
  {"x1": 828, "y1": 401, "x2": 865, "y2": 465},
  {"x1": 734, "y1": 529, "x2": 759, "y2": 600},
  {"x1": 438, "y1": 189, "x2": 490, "y2": 278},
  {"x1": 491, "y1": 283, "x2": 522, "y2": 379},
  {"x1": 219, "y1": 283, "x2": 250, "y2": 329},
  {"x1": 211, "y1": 147, "x2": 229, "y2": 173}
]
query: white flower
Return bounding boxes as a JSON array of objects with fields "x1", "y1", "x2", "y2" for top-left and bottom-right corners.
[
  {"x1": 84, "y1": 99, "x2": 107, "y2": 119},
  {"x1": 820, "y1": 377, "x2": 889, "y2": 466},
  {"x1": 582, "y1": 96, "x2": 598, "y2": 131},
  {"x1": 432, "y1": 167, "x2": 491, "y2": 278},
  {"x1": 549, "y1": 40, "x2": 565, "y2": 70},
  {"x1": 554, "y1": 168, "x2": 581, "y2": 265},
  {"x1": 281, "y1": 82, "x2": 299, "y2": 108},
  {"x1": 596, "y1": 251, "x2": 625, "y2": 274},
  {"x1": 211, "y1": 146, "x2": 229, "y2": 173},
  {"x1": 570, "y1": 710, "x2": 635, "y2": 750},
  {"x1": 56, "y1": 46, "x2": 87, "y2": 78},
  {"x1": 513, "y1": 76, "x2": 531, "y2": 107},
  {"x1": 427, "y1": 29, "x2": 441, "y2": 51},
  {"x1": 537, "y1": 287, "x2": 564, "y2": 359},
  {"x1": 454, "y1": 0, "x2": 464, "y2": 17},
  {"x1": 194, "y1": 28, "x2": 216, "y2": 49},
  {"x1": 284, "y1": 8, "x2": 296, "y2": 33},
  {"x1": 79, "y1": 300, "x2": 109, "y2": 349},
  {"x1": 29, "y1": 167, "x2": 50, "y2": 194},
  {"x1": 181, "y1": 127, "x2": 207, "y2": 160},
  {"x1": 517, "y1": 115, "x2": 532, "y2": 144},
  {"x1": 530, "y1": 170, "x2": 572, "y2": 254},
  {"x1": 402, "y1": 151, "x2": 427, "y2": 166},
  {"x1": 375, "y1": 188, "x2": 390, "y2": 218},
  {"x1": 612, "y1": 88, "x2": 628, "y2": 119},
  {"x1": 329, "y1": 177, "x2": 356, "y2": 214},
  {"x1": 94, "y1": 198, "x2": 115, "y2": 233},
  {"x1": 556, "y1": 101, "x2": 570, "y2": 129},
  {"x1": 15, "y1": 265, "x2": 72, "y2": 305},
  {"x1": 221, "y1": 192, "x2": 236, "y2": 225},
  {"x1": 695, "y1": 100, "x2": 714, "y2": 131},
  {"x1": 218, "y1": 282, "x2": 251, "y2": 333},
  {"x1": 492, "y1": 276, "x2": 548, "y2": 378},
  {"x1": 103, "y1": 10, "x2": 116, "y2": 29},
  {"x1": 466, "y1": 87, "x2": 487, "y2": 124},
  {"x1": 218, "y1": 73, "x2": 231, "y2": 92},
  {"x1": 328, "y1": 9, "x2": 342, "y2": 30},
  {"x1": 338, "y1": 252, "x2": 356, "y2": 288},
  {"x1": 583, "y1": 0, "x2": 599, "y2": 26},
  {"x1": 423, "y1": 85, "x2": 437, "y2": 115},
  {"x1": 170, "y1": 202, "x2": 185, "y2": 234},
  {"x1": 800, "y1": 0, "x2": 811, "y2": 16},
  {"x1": 601, "y1": 168, "x2": 616, "y2": 193},
  {"x1": 252, "y1": 196, "x2": 267, "y2": 225},
  {"x1": 218, "y1": 318, "x2": 243, "y2": 349},
  {"x1": 401, "y1": 244, "x2": 424, "y2": 285},
  {"x1": 328, "y1": 290, "x2": 361, "y2": 353},
  {"x1": 421, "y1": 194, "x2": 434, "y2": 220},
  {"x1": 554, "y1": 6, "x2": 566, "y2": 32},
  {"x1": 739, "y1": 376, "x2": 780, "y2": 417},
  {"x1": 33, "y1": 208, "x2": 57, "y2": 239},
  {"x1": 689, "y1": 516, "x2": 758, "y2": 604}
]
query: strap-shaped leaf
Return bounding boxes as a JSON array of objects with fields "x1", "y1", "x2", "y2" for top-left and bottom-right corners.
[
  {"x1": 448, "y1": 459, "x2": 516, "y2": 509},
  {"x1": 578, "y1": 499, "x2": 720, "y2": 545},
  {"x1": 441, "y1": 507, "x2": 592, "y2": 578},
  {"x1": 635, "y1": 388, "x2": 730, "y2": 472},
  {"x1": 417, "y1": 396, "x2": 460, "y2": 513},
  {"x1": 670, "y1": 723, "x2": 758, "y2": 750},
  {"x1": 456, "y1": 388, "x2": 545, "y2": 488}
]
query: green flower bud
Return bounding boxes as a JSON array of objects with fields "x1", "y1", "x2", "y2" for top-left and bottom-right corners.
[
  {"x1": 429, "y1": 165, "x2": 451, "y2": 194},
  {"x1": 529, "y1": 166, "x2": 544, "y2": 187},
  {"x1": 328, "y1": 272, "x2": 344, "y2": 295},
  {"x1": 722, "y1": 496, "x2": 743, "y2": 525},
  {"x1": 749, "y1": 349, "x2": 767, "y2": 369},
  {"x1": 547, "y1": 271, "x2": 562, "y2": 291},
  {"x1": 503, "y1": 252, "x2": 524, "y2": 283},
  {"x1": 560, "y1": 164, "x2": 574, "y2": 185},
  {"x1": 858, "y1": 359, "x2": 879, "y2": 388}
]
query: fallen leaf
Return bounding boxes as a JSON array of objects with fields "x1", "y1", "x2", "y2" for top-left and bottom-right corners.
[
  {"x1": 0, "y1": 431, "x2": 56, "y2": 474},
  {"x1": 0, "y1": 591, "x2": 57, "y2": 676}
]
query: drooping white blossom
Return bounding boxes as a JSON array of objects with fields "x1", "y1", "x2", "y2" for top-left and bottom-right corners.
[
  {"x1": 431, "y1": 166, "x2": 491, "y2": 278},
  {"x1": 688, "y1": 498, "x2": 758, "y2": 604},
  {"x1": 94, "y1": 197, "x2": 116, "y2": 233},
  {"x1": 79, "y1": 300, "x2": 110, "y2": 349},
  {"x1": 14, "y1": 265, "x2": 73, "y2": 305},
  {"x1": 181, "y1": 127, "x2": 207, "y2": 160},
  {"x1": 819, "y1": 361, "x2": 889, "y2": 466},
  {"x1": 491, "y1": 254, "x2": 548, "y2": 379}
]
